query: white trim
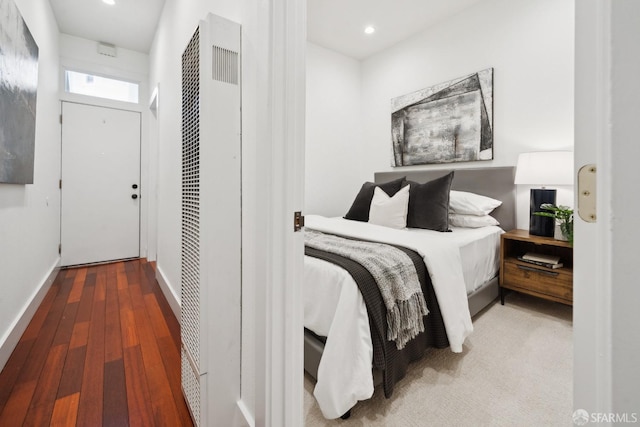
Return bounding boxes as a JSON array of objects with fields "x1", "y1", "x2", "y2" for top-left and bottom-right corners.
[
  {"x1": 594, "y1": 0, "x2": 613, "y2": 415},
  {"x1": 247, "y1": 0, "x2": 306, "y2": 425},
  {"x1": 282, "y1": 0, "x2": 306, "y2": 424},
  {"x1": 59, "y1": 57, "x2": 148, "y2": 91},
  {"x1": 155, "y1": 265, "x2": 180, "y2": 320},
  {"x1": 59, "y1": 91, "x2": 146, "y2": 114},
  {"x1": 63, "y1": 69, "x2": 141, "y2": 104},
  {"x1": 59, "y1": 59, "x2": 148, "y2": 114},
  {"x1": 237, "y1": 399, "x2": 255, "y2": 427},
  {"x1": 0, "y1": 259, "x2": 60, "y2": 371},
  {"x1": 149, "y1": 85, "x2": 159, "y2": 117},
  {"x1": 574, "y1": 0, "x2": 614, "y2": 417},
  {"x1": 607, "y1": 0, "x2": 640, "y2": 414},
  {"x1": 146, "y1": 83, "x2": 159, "y2": 263}
]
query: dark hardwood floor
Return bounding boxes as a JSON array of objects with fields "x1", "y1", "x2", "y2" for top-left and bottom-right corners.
[{"x1": 0, "y1": 259, "x2": 193, "y2": 426}]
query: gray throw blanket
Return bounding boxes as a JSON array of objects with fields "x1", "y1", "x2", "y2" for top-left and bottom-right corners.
[{"x1": 305, "y1": 230, "x2": 429, "y2": 349}]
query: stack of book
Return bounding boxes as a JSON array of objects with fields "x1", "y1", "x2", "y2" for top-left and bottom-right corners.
[{"x1": 517, "y1": 252, "x2": 563, "y2": 269}]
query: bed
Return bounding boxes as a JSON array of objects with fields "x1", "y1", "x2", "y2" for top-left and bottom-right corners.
[{"x1": 303, "y1": 167, "x2": 516, "y2": 419}]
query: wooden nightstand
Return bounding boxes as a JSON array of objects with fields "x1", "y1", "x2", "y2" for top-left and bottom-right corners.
[{"x1": 499, "y1": 229, "x2": 573, "y2": 306}]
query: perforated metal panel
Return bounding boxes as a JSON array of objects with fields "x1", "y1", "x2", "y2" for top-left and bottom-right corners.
[
  {"x1": 181, "y1": 346, "x2": 200, "y2": 425},
  {"x1": 181, "y1": 26, "x2": 201, "y2": 427}
]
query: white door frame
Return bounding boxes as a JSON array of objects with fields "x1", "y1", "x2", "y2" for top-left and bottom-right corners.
[
  {"x1": 243, "y1": 0, "x2": 640, "y2": 424},
  {"x1": 575, "y1": 0, "x2": 640, "y2": 419},
  {"x1": 147, "y1": 85, "x2": 160, "y2": 262},
  {"x1": 242, "y1": 0, "x2": 306, "y2": 425},
  {"x1": 574, "y1": 0, "x2": 613, "y2": 415},
  {"x1": 606, "y1": 1, "x2": 640, "y2": 415}
]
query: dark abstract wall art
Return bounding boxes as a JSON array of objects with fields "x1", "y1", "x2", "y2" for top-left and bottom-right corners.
[
  {"x1": 0, "y1": 0, "x2": 39, "y2": 184},
  {"x1": 391, "y1": 68, "x2": 493, "y2": 166}
]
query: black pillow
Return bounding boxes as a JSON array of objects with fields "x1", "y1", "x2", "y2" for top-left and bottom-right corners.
[
  {"x1": 405, "y1": 171, "x2": 454, "y2": 232},
  {"x1": 344, "y1": 177, "x2": 406, "y2": 222}
]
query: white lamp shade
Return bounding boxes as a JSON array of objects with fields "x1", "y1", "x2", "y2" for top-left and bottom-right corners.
[{"x1": 514, "y1": 151, "x2": 574, "y2": 186}]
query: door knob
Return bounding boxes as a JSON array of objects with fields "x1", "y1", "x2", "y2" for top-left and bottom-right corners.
[
  {"x1": 132, "y1": 184, "x2": 138, "y2": 189},
  {"x1": 132, "y1": 194, "x2": 138, "y2": 200}
]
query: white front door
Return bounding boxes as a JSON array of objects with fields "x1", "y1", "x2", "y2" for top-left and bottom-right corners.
[{"x1": 60, "y1": 102, "x2": 141, "y2": 266}]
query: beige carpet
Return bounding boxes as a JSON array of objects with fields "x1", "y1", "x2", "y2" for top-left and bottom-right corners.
[{"x1": 304, "y1": 292, "x2": 572, "y2": 426}]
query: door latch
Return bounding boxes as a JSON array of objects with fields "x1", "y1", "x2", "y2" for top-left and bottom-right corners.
[{"x1": 294, "y1": 211, "x2": 305, "y2": 232}]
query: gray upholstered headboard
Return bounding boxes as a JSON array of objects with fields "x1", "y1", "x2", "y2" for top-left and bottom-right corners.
[{"x1": 374, "y1": 167, "x2": 516, "y2": 232}]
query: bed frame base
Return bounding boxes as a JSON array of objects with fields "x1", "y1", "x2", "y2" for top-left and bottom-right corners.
[
  {"x1": 304, "y1": 277, "x2": 499, "y2": 382},
  {"x1": 468, "y1": 276, "x2": 499, "y2": 317}
]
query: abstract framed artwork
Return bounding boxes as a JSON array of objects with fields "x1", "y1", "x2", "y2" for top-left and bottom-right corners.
[
  {"x1": 391, "y1": 68, "x2": 493, "y2": 167},
  {"x1": 0, "y1": 0, "x2": 39, "y2": 184}
]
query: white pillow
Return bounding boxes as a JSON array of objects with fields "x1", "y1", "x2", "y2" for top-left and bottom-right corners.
[
  {"x1": 368, "y1": 185, "x2": 410, "y2": 229},
  {"x1": 449, "y1": 190, "x2": 502, "y2": 216},
  {"x1": 449, "y1": 213, "x2": 500, "y2": 228}
]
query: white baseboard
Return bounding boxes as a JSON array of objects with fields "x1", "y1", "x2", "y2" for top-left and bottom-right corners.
[
  {"x1": 156, "y1": 265, "x2": 180, "y2": 320},
  {"x1": 0, "y1": 259, "x2": 60, "y2": 371}
]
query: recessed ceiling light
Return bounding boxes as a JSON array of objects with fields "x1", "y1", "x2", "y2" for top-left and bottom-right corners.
[
  {"x1": 364, "y1": 26, "x2": 375, "y2": 35},
  {"x1": 102, "y1": 0, "x2": 115, "y2": 5}
]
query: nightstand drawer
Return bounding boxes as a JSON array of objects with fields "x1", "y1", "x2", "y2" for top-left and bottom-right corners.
[{"x1": 503, "y1": 261, "x2": 572, "y2": 301}]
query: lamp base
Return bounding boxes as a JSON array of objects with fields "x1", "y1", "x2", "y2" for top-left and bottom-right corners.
[{"x1": 529, "y1": 188, "x2": 556, "y2": 237}]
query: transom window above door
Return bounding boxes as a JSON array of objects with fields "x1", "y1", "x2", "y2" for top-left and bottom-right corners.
[{"x1": 64, "y1": 70, "x2": 139, "y2": 104}]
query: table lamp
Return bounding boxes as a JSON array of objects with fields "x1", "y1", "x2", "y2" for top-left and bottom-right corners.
[{"x1": 514, "y1": 151, "x2": 573, "y2": 237}]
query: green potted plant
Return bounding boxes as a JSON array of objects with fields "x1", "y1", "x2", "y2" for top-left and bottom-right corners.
[{"x1": 534, "y1": 204, "x2": 574, "y2": 245}]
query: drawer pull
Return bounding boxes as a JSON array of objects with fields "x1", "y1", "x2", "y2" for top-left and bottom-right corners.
[{"x1": 517, "y1": 265, "x2": 559, "y2": 277}]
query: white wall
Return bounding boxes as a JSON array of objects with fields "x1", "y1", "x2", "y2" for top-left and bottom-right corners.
[
  {"x1": 0, "y1": 0, "x2": 61, "y2": 369},
  {"x1": 58, "y1": 34, "x2": 153, "y2": 259},
  {"x1": 305, "y1": 43, "x2": 363, "y2": 217},
  {"x1": 358, "y1": 0, "x2": 574, "y2": 229},
  {"x1": 59, "y1": 33, "x2": 149, "y2": 76}
]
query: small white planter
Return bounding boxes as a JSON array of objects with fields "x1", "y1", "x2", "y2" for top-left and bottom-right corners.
[{"x1": 554, "y1": 223, "x2": 569, "y2": 241}]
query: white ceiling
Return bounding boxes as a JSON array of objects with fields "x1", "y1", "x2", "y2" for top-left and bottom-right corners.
[
  {"x1": 307, "y1": 0, "x2": 485, "y2": 59},
  {"x1": 48, "y1": 0, "x2": 483, "y2": 58},
  {"x1": 48, "y1": 0, "x2": 166, "y2": 53}
]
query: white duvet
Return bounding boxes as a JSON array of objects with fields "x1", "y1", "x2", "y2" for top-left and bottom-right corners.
[{"x1": 304, "y1": 215, "x2": 501, "y2": 419}]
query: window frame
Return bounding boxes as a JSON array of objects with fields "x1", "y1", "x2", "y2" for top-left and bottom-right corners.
[{"x1": 63, "y1": 69, "x2": 141, "y2": 105}]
